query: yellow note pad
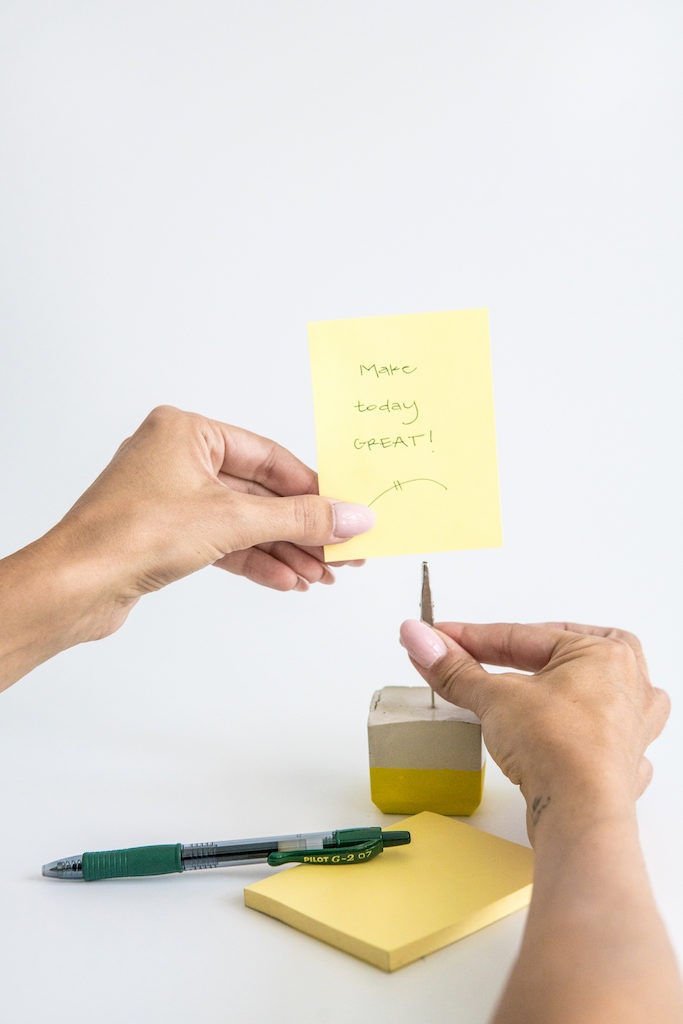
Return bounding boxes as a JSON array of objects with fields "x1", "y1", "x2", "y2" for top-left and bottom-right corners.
[
  {"x1": 308, "y1": 309, "x2": 502, "y2": 560},
  {"x1": 244, "y1": 811, "x2": 533, "y2": 972}
]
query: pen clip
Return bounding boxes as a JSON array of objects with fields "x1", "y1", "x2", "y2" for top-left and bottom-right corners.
[{"x1": 267, "y1": 838, "x2": 384, "y2": 866}]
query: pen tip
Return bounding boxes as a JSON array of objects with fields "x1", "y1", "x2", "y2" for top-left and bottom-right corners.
[{"x1": 41, "y1": 857, "x2": 84, "y2": 879}]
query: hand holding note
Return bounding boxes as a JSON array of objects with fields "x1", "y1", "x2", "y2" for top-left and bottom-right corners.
[
  {"x1": 309, "y1": 309, "x2": 502, "y2": 560},
  {"x1": 0, "y1": 406, "x2": 377, "y2": 693}
]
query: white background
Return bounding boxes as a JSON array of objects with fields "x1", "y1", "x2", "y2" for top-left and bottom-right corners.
[{"x1": 1, "y1": 2, "x2": 681, "y2": 1022}]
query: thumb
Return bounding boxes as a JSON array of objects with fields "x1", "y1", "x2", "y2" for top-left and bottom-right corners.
[
  {"x1": 399, "y1": 619, "x2": 492, "y2": 718},
  {"x1": 222, "y1": 492, "x2": 376, "y2": 549}
]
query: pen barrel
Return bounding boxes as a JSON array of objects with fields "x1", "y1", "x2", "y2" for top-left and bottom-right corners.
[
  {"x1": 181, "y1": 841, "x2": 272, "y2": 868},
  {"x1": 82, "y1": 844, "x2": 183, "y2": 881}
]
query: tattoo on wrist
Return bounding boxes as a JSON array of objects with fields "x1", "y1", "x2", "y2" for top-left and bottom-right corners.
[{"x1": 531, "y1": 794, "x2": 552, "y2": 826}]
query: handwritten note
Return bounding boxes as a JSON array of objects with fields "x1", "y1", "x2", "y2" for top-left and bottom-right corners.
[{"x1": 308, "y1": 309, "x2": 502, "y2": 560}]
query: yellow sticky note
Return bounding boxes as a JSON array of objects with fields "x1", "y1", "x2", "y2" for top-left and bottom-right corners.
[
  {"x1": 244, "y1": 811, "x2": 534, "y2": 972},
  {"x1": 308, "y1": 309, "x2": 502, "y2": 559}
]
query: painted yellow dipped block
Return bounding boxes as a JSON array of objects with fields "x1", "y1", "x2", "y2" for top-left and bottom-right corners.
[
  {"x1": 369, "y1": 765, "x2": 485, "y2": 816},
  {"x1": 368, "y1": 687, "x2": 485, "y2": 816}
]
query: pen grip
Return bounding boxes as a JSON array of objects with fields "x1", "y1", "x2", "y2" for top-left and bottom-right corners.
[{"x1": 82, "y1": 844, "x2": 182, "y2": 881}]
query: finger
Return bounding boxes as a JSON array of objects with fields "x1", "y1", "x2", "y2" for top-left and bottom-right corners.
[
  {"x1": 216, "y1": 485, "x2": 348, "y2": 569},
  {"x1": 289, "y1": 544, "x2": 365, "y2": 568},
  {"x1": 257, "y1": 541, "x2": 336, "y2": 585},
  {"x1": 433, "y1": 621, "x2": 581, "y2": 672},
  {"x1": 292, "y1": 542, "x2": 326, "y2": 561},
  {"x1": 221, "y1": 492, "x2": 375, "y2": 550},
  {"x1": 215, "y1": 500, "x2": 360, "y2": 573},
  {"x1": 211, "y1": 421, "x2": 320, "y2": 496},
  {"x1": 215, "y1": 490, "x2": 366, "y2": 568},
  {"x1": 291, "y1": 543, "x2": 365, "y2": 567},
  {"x1": 214, "y1": 548, "x2": 309, "y2": 592},
  {"x1": 399, "y1": 619, "x2": 493, "y2": 717}
]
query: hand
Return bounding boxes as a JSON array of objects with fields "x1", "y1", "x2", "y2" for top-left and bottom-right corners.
[
  {"x1": 52, "y1": 405, "x2": 374, "y2": 639},
  {"x1": 399, "y1": 619, "x2": 671, "y2": 838},
  {"x1": 1, "y1": 405, "x2": 375, "y2": 692}
]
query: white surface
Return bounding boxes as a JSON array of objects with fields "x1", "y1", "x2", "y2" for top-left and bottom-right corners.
[{"x1": 1, "y1": 2, "x2": 681, "y2": 1022}]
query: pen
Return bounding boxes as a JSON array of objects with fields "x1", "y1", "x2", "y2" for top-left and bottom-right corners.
[{"x1": 42, "y1": 826, "x2": 411, "y2": 881}]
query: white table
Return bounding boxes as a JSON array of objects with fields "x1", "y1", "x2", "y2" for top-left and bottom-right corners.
[
  {"x1": 1, "y1": 564, "x2": 681, "y2": 1024},
  {"x1": 1, "y1": 2, "x2": 681, "y2": 1019}
]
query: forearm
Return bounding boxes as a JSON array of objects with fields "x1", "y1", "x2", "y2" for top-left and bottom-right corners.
[
  {"x1": 492, "y1": 785, "x2": 683, "y2": 1024},
  {"x1": 0, "y1": 524, "x2": 126, "y2": 692}
]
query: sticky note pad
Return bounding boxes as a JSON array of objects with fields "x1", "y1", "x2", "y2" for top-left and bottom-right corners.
[
  {"x1": 308, "y1": 309, "x2": 502, "y2": 560},
  {"x1": 244, "y1": 811, "x2": 534, "y2": 972}
]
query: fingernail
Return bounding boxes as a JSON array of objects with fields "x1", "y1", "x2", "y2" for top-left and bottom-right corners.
[
  {"x1": 331, "y1": 502, "x2": 376, "y2": 539},
  {"x1": 294, "y1": 575, "x2": 310, "y2": 592},
  {"x1": 399, "y1": 619, "x2": 447, "y2": 668}
]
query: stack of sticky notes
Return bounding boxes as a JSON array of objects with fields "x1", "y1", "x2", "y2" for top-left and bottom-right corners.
[{"x1": 245, "y1": 811, "x2": 534, "y2": 971}]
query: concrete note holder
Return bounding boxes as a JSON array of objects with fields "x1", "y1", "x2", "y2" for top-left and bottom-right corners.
[{"x1": 368, "y1": 686, "x2": 484, "y2": 815}]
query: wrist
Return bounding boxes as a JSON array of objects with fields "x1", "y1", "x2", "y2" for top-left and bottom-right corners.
[
  {"x1": 0, "y1": 523, "x2": 134, "y2": 691},
  {"x1": 521, "y1": 766, "x2": 637, "y2": 850},
  {"x1": 42, "y1": 516, "x2": 138, "y2": 643}
]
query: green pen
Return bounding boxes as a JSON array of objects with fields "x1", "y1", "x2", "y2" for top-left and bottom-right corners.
[{"x1": 42, "y1": 826, "x2": 411, "y2": 881}]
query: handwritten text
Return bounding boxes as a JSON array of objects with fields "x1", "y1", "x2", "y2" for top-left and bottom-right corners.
[
  {"x1": 360, "y1": 363, "x2": 417, "y2": 378},
  {"x1": 353, "y1": 399, "x2": 418, "y2": 425},
  {"x1": 353, "y1": 432, "x2": 433, "y2": 451}
]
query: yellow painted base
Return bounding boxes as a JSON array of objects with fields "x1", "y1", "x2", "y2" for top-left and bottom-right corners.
[{"x1": 370, "y1": 764, "x2": 485, "y2": 816}]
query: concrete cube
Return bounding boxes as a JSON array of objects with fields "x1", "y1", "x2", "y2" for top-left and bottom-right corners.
[{"x1": 368, "y1": 686, "x2": 484, "y2": 815}]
